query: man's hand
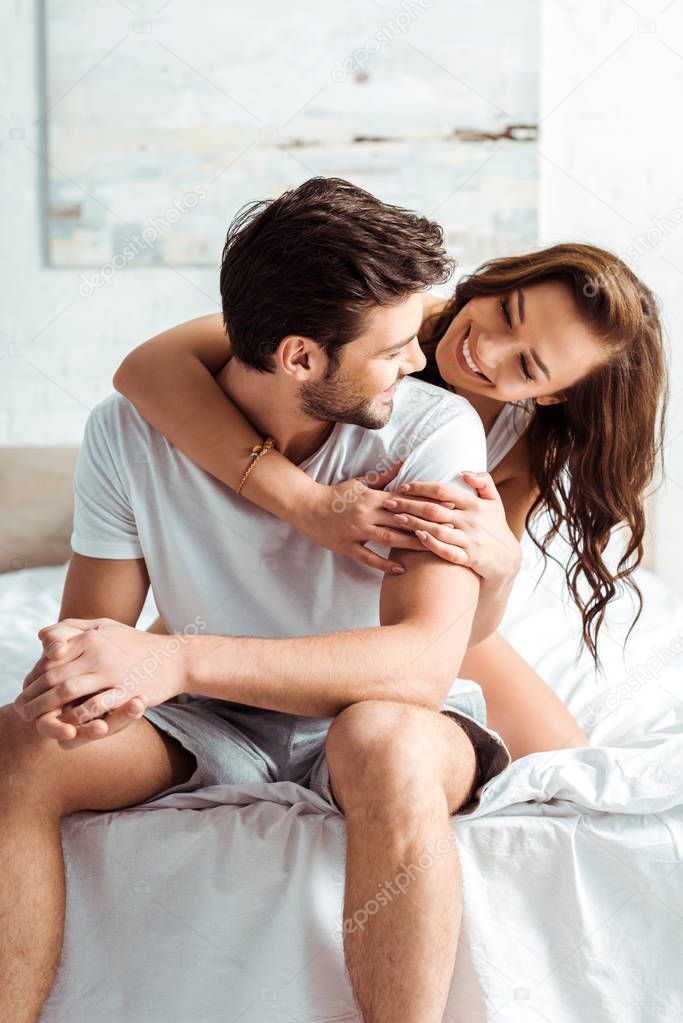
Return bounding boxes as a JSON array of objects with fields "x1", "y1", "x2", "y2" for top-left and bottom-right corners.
[
  {"x1": 14, "y1": 618, "x2": 187, "y2": 746},
  {"x1": 14, "y1": 620, "x2": 131, "y2": 748}
]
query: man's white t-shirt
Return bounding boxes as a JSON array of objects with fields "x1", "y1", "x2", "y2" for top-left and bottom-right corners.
[{"x1": 71, "y1": 377, "x2": 486, "y2": 639}]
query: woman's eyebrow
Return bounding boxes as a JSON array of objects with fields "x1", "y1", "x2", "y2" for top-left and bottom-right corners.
[
  {"x1": 530, "y1": 348, "x2": 551, "y2": 380},
  {"x1": 518, "y1": 289, "x2": 550, "y2": 378}
]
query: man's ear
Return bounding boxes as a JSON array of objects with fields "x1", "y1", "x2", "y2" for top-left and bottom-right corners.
[
  {"x1": 278, "y1": 335, "x2": 326, "y2": 379},
  {"x1": 535, "y1": 392, "x2": 567, "y2": 407}
]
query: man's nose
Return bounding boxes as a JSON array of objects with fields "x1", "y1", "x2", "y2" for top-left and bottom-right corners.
[{"x1": 404, "y1": 336, "x2": 427, "y2": 375}]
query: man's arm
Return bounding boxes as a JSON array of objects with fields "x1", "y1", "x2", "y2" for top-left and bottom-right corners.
[
  {"x1": 20, "y1": 547, "x2": 480, "y2": 737},
  {"x1": 60, "y1": 553, "x2": 150, "y2": 623},
  {"x1": 185, "y1": 550, "x2": 480, "y2": 716}
]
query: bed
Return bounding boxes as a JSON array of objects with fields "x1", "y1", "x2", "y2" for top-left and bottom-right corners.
[{"x1": 1, "y1": 449, "x2": 681, "y2": 1022}]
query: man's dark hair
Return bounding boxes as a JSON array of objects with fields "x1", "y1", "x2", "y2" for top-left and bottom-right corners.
[{"x1": 219, "y1": 177, "x2": 454, "y2": 372}]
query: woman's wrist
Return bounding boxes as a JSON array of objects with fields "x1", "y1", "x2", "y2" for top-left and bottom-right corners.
[
  {"x1": 294, "y1": 481, "x2": 334, "y2": 537},
  {"x1": 481, "y1": 534, "x2": 522, "y2": 585},
  {"x1": 237, "y1": 448, "x2": 316, "y2": 526}
]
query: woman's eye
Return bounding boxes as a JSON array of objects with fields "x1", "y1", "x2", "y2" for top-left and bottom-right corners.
[
  {"x1": 500, "y1": 298, "x2": 512, "y2": 328},
  {"x1": 519, "y1": 353, "x2": 535, "y2": 382}
]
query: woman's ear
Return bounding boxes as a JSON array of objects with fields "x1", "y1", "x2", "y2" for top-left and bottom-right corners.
[{"x1": 535, "y1": 392, "x2": 567, "y2": 407}]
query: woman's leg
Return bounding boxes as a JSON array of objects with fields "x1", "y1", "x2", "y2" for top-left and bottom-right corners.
[{"x1": 460, "y1": 632, "x2": 589, "y2": 761}]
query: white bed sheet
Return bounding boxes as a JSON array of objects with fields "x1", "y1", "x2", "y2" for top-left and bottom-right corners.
[{"x1": 1, "y1": 538, "x2": 682, "y2": 1023}]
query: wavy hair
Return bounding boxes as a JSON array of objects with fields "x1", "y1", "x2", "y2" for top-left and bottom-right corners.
[{"x1": 419, "y1": 243, "x2": 668, "y2": 662}]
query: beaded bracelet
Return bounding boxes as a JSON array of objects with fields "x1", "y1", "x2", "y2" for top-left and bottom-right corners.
[{"x1": 235, "y1": 437, "x2": 276, "y2": 496}]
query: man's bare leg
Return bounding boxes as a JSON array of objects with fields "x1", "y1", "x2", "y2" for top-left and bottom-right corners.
[
  {"x1": 0, "y1": 704, "x2": 196, "y2": 1023},
  {"x1": 325, "y1": 700, "x2": 477, "y2": 1023}
]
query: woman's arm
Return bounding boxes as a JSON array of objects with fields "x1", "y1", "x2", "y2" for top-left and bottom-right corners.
[
  {"x1": 114, "y1": 313, "x2": 425, "y2": 572},
  {"x1": 115, "y1": 313, "x2": 337, "y2": 536},
  {"x1": 114, "y1": 313, "x2": 257, "y2": 493}
]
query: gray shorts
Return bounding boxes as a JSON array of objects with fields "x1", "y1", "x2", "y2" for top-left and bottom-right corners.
[{"x1": 140, "y1": 679, "x2": 511, "y2": 815}]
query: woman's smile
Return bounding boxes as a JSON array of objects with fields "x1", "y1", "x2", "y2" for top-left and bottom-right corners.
[{"x1": 457, "y1": 327, "x2": 491, "y2": 382}]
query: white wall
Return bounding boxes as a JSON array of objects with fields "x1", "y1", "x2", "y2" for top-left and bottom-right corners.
[{"x1": 539, "y1": 0, "x2": 683, "y2": 591}]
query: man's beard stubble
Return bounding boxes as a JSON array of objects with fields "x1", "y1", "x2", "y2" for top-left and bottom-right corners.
[{"x1": 299, "y1": 366, "x2": 394, "y2": 430}]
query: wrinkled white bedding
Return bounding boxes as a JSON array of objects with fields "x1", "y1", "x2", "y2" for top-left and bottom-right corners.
[{"x1": 1, "y1": 538, "x2": 682, "y2": 1023}]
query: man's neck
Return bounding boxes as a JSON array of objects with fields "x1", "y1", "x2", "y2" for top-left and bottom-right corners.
[{"x1": 218, "y1": 359, "x2": 334, "y2": 465}]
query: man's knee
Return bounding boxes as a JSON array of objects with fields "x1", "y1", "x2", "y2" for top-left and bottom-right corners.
[
  {"x1": 325, "y1": 700, "x2": 475, "y2": 814},
  {"x1": 0, "y1": 702, "x2": 48, "y2": 765},
  {"x1": 0, "y1": 702, "x2": 194, "y2": 818},
  {"x1": 0, "y1": 703, "x2": 61, "y2": 807}
]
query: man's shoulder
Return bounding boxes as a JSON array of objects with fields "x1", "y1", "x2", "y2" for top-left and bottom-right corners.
[
  {"x1": 388, "y1": 377, "x2": 483, "y2": 444},
  {"x1": 83, "y1": 393, "x2": 160, "y2": 465},
  {"x1": 88, "y1": 393, "x2": 155, "y2": 438}
]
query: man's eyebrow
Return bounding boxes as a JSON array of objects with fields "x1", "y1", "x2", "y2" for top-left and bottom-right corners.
[
  {"x1": 377, "y1": 334, "x2": 417, "y2": 355},
  {"x1": 530, "y1": 348, "x2": 551, "y2": 380}
]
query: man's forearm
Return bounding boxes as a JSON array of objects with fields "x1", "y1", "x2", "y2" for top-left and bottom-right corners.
[{"x1": 184, "y1": 622, "x2": 468, "y2": 718}]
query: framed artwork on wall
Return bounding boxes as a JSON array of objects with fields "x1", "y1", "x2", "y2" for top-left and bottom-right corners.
[{"x1": 44, "y1": 0, "x2": 538, "y2": 269}]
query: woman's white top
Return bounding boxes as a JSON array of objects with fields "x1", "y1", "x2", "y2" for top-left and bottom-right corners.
[{"x1": 485, "y1": 400, "x2": 535, "y2": 472}]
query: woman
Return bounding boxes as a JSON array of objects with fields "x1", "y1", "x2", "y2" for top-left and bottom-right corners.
[{"x1": 114, "y1": 242, "x2": 667, "y2": 760}]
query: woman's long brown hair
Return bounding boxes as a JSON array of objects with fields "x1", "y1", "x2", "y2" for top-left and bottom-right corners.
[{"x1": 418, "y1": 243, "x2": 668, "y2": 663}]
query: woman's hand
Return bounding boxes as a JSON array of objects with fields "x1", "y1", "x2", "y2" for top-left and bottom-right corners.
[
  {"x1": 380, "y1": 471, "x2": 522, "y2": 583},
  {"x1": 297, "y1": 464, "x2": 425, "y2": 574}
]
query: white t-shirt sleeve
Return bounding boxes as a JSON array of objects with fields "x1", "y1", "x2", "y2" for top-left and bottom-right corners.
[
  {"x1": 387, "y1": 398, "x2": 487, "y2": 497},
  {"x1": 70, "y1": 406, "x2": 144, "y2": 560}
]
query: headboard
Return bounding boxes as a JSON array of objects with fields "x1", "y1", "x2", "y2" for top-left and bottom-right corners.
[{"x1": 0, "y1": 447, "x2": 79, "y2": 572}]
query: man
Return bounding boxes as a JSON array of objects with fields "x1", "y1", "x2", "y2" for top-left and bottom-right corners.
[{"x1": 4, "y1": 178, "x2": 512, "y2": 1023}]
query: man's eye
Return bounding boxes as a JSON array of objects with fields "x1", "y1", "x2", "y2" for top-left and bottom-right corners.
[{"x1": 500, "y1": 298, "x2": 512, "y2": 328}]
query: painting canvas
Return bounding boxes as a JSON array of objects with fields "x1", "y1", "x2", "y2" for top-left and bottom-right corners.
[{"x1": 45, "y1": 0, "x2": 539, "y2": 269}]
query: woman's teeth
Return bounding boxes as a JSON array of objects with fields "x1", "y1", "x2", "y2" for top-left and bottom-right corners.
[{"x1": 462, "y1": 333, "x2": 484, "y2": 377}]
